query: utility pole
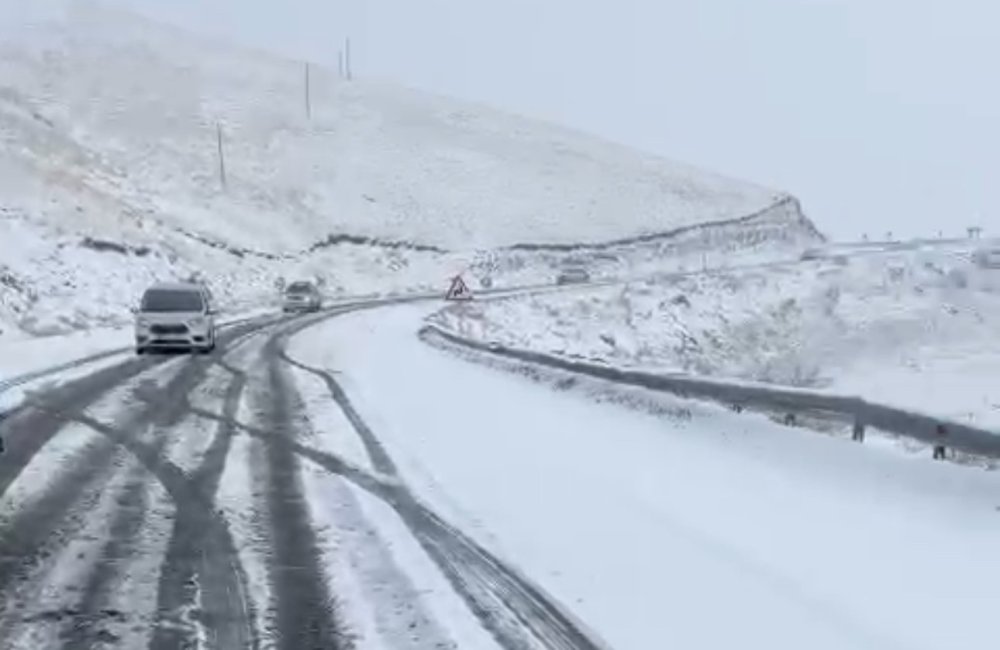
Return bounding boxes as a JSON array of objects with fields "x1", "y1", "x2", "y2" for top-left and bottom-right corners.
[
  {"x1": 216, "y1": 122, "x2": 227, "y2": 190},
  {"x1": 338, "y1": 51, "x2": 344, "y2": 79},
  {"x1": 304, "y1": 62, "x2": 312, "y2": 119},
  {"x1": 345, "y1": 37, "x2": 353, "y2": 80}
]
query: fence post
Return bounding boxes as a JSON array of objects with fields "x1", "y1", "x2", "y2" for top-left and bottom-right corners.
[
  {"x1": 852, "y1": 417, "x2": 865, "y2": 443},
  {"x1": 345, "y1": 37, "x2": 353, "y2": 80},
  {"x1": 305, "y1": 62, "x2": 312, "y2": 119},
  {"x1": 216, "y1": 122, "x2": 227, "y2": 190},
  {"x1": 933, "y1": 423, "x2": 947, "y2": 460}
]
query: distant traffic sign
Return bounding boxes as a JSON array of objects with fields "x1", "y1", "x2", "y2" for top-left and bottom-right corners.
[{"x1": 446, "y1": 275, "x2": 473, "y2": 301}]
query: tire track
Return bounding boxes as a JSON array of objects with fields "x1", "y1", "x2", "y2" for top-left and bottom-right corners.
[
  {"x1": 0, "y1": 314, "x2": 273, "y2": 501},
  {"x1": 250, "y1": 332, "x2": 345, "y2": 649},
  {"x1": 0, "y1": 357, "x2": 182, "y2": 619},
  {"x1": 277, "y1": 346, "x2": 606, "y2": 650},
  {"x1": 0, "y1": 355, "x2": 169, "y2": 500},
  {"x1": 279, "y1": 351, "x2": 397, "y2": 477},
  {"x1": 60, "y1": 460, "x2": 157, "y2": 650},
  {"x1": 0, "y1": 352, "x2": 192, "y2": 647},
  {"x1": 0, "y1": 438, "x2": 129, "y2": 642},
  {"x1": 78, "y1": 324, "x2": 267, "y2": 650},
  {"x1": 57, "y1": 351, "x2": 222, "y2": 650},
  {"x1": 0, "y1": 317, "x2": 275, "y2": 649},
  {"x1": 13, "y1": 356, "x2": 212, "y2": 648},
  {"x1": 149, "y1": 340, "x2": 261, "y2": 650},
  {"x1": 67, "y1": 400, "x2": 253, "y2": 650}
]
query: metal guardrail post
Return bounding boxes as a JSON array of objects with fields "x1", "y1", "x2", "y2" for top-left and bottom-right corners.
[
  {"x1": 852, "y1": 417, "x2": 866, "y2": 443},
  {"x1": 933, "y1": 423, "x2": 947, "y2": 460}
]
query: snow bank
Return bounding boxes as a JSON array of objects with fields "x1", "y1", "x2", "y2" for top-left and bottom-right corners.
[
  {"x1": 432, "y1": 245, "x2": 1000, "y2": 429},
  {"x1": 300, "y1": 302, "x2": 1000, "y2": 650}
]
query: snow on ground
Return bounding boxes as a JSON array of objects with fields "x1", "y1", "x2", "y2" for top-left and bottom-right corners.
[
  {"x1": 300, "y1": 466, "x2": 499, "y2": 649},
  {"x1": 74, "y1": 466, "x2": 174, "y2": 650},
  {"x1": 0, "y1": 440, "x2": 132, "y2": 650},
  {"x1": 289, "y1": 365, "x2": 376, "y2": 474},
  {"x1": 0, "y1": 204, "x2": 457, "y2": 338},
  {"x1": 0, "y1": 421, "x2": 111, "y2": 520},
  {"x1": 215, "y1": 386, "x2": 273, "y2": 647},
  {"x1": 433, "y1": 244, "x2": 1000, "y2": 429},
  {"x1": 289, "y1": 303, "x2": 1000, "y2": 650},
  {"x1": 0, "y1": 0, "x2": 820, "y2": 338},
  {"x1": 0, "y1": 324, "x2": 131, "y2": 375},
  {"x1": 0, "y1": 333, "x2": 152, "y2": 419}
]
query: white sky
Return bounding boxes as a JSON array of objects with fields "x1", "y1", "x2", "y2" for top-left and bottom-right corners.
[{"x1": 114, "y1": 0, "x2": 999, "y2": 241}]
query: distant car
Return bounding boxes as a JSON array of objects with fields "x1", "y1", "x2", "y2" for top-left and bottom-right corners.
[
  {"x1": 800, "y1": 248, "x2": 826, "y2": 261},
  {"x1": 556, "y1": 267, "x2": 590, "y2": 285},
  {"x1": 973, "y1": 247, "x2": 1000, "y2": 269},
  {"x1": 135, "y1": 282, "x2": 216, "y2": 354},
  {"x1": 283, "y1": 281, "x2": 323, "y2": 313}
]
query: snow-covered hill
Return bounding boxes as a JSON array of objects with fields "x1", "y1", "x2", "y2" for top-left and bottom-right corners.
[
  {"x1": 432, "y1": 244, "x2": 1000, "y2": 428},
  {"x1": 0, "y1": 1, "x2": 801, "y2": 251},
  {"x1": 0, "y1": 0, "x2": 821, "y2": 338}
]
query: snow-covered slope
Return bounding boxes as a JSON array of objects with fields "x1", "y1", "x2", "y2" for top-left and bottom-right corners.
[
  {"x1": 0, "y1": 1, "x2": 799, "y2": 251},
  {"x1": 0, "y1": 0, "x2": 817, "y2": 250},
  {"x1": 432, "y1": 244, "x2": 1000, "y2": 428},
  {"x1": 0, "y1": 0, "x2": 821, "y2": 337}
]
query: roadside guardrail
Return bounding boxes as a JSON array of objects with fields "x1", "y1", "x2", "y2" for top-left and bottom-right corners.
[{"x1": 421, "y1": 325, "x2": 1000, "y2": 459}]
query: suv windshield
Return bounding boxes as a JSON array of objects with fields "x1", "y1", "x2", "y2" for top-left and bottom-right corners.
[
  {"x1": 286, "y1": 283, "x2": 314, "y2": 295},
  {"x1": 141, "y1": 289, "x2": 204, "y2": 312}
]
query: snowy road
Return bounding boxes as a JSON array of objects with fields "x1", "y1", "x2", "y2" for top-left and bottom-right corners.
[
  {"x1": 3, "y1": 301, "x2": 1000, "y2": 650},
  {"x1": 0, "y1": 304, "x2": 602, "y2": 650}
]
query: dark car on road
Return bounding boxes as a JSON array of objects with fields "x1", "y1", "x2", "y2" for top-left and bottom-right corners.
[{"x1": 283, "y1": 281, "x2": 323, "y2": 313}]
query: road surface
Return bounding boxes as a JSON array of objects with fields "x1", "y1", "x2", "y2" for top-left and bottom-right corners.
[{"x1": 2, "y1": 301, "x2": 1000, "y2": 650}]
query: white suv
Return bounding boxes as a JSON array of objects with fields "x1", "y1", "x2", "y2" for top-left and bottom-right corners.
[{"x1": 135, "y1": 282, "x2": 217, "y2": 354}]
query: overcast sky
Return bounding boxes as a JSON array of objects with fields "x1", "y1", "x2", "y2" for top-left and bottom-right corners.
[{"x1": 114, "y1": 0, "x2": 998, "y2": 241}]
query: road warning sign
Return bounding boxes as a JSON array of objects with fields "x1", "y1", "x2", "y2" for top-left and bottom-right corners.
[{"x1": 445, "y1": 275, "x2": 473, "y2": 301}]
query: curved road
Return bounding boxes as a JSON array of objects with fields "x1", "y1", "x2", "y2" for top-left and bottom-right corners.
[{"x1": 0, "y1": 304, "x2": 604, "y2": 650}]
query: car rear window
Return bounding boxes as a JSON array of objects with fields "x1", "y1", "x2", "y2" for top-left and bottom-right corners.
[{"x1": 141, "y1": 289, "x2": 204, "y2": 312}]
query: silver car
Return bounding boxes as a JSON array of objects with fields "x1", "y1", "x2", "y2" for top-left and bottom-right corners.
[
  {"x1": 282, "y1": 281, "x2": 323, "y2": 313},
  {"x1": 557, "y1": 266, "x2": 590, "y2": 285},
  {"x1": 135, "y1": 282, "x2": 217, "y2": 354}
]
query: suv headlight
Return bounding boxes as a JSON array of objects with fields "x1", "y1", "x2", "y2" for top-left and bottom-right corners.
[{"x1": 188, "y1": 317, "x2": 207, "y2": 328}]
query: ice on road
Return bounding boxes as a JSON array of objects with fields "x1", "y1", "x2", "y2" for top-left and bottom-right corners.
[{"x1": 288, "y1": 303, "x2": 1000, "y2": 650}]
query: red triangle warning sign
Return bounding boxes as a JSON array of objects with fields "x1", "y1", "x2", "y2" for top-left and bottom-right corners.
[{"x1": 445, "y1": 275, "x2": 473, "y2": 301}]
